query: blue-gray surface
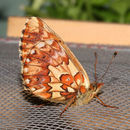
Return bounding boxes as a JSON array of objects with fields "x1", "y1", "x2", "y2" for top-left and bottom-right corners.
[{"x1": 0, "y1": 41, "x2": 129, "y2": 129}]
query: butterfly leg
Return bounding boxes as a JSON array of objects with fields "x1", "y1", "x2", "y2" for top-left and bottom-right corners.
[
  {"x1": 95, "y1": 95, "x2": 119, "y2": 109},
  {"x1": 60, "y1": 96, "x2": 76, "y2": 117}
]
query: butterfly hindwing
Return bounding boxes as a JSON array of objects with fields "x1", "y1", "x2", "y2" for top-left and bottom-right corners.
[{"x1": 19, "y1": 17, "x2": 90, "y2": 103}]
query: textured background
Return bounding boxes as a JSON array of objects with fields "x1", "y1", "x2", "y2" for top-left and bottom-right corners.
[{"x1": 0, "y1": 40, "x2": 129, "y2": 129}]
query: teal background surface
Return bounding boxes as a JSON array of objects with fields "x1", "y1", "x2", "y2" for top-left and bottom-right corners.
[{"x1": 0, "y1": 0, "x2": 28, "y2": 37}]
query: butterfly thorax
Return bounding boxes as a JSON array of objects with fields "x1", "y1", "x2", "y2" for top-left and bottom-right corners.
[{"x1": 74, "y1": 82, "x2": 104, "y2": 106}]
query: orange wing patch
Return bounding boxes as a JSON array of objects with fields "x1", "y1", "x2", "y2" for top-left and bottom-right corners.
[{"x1": 60, "y1": 74, "x2": 74, "y2": 86}]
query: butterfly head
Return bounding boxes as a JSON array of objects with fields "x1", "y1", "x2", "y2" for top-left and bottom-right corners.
[{"x1": 89, "y1": 82, "x2": 104, "y2": 94}]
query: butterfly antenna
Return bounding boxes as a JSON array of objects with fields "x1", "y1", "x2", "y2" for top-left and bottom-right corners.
[
  {"x1": 98, "y1": 51, "x2": 118, "y2": 81},
  {"x1": 94, "y1": 52, "x2": 98, "y2": 82}
]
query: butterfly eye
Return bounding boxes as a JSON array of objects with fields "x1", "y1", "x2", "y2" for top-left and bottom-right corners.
[{"x1": 91, "y1": 83, "x2": 98, "y2": 91}]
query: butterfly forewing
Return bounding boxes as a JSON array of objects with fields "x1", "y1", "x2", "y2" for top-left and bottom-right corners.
[{"x1": 19, "y1": 17, "x2": 90, "y2": 103}]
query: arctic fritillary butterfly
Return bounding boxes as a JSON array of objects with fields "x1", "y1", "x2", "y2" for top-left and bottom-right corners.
[{"x1": 19, "y1": 17, "x2": 118, "y2": 116}]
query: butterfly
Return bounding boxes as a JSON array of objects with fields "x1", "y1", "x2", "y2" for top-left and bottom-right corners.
[{"x1": 19, "y1": 17, "x2": 118, "y2": 117}]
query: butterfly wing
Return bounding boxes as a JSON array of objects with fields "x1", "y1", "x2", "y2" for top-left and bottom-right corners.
[{"x1": 19, "y1": 17, "x2": 90, "y2": 103}]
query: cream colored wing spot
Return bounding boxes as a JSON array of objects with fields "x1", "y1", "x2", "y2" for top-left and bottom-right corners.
[
  {"x1": 50, "y1": 76, "x2": 59, "y2": 83},
  {"x1": 24, "y1": 65, "x2": 43, "y2": 75},
  {"x1": 31, "y1": 50, "x2": 36, "y2": 54},
  {"x1": 61, "y1": 62, "x2": 70, "y2": 73},
  {"x1": 36, "y1": 42, "x2": 45, "y2": 48},
  {"x1": 68, "y1": 60, "x2": 79, "y2": 76},
  {"x1": 20, "y1": 49, "x2": 30, "y2": 63},
  {"x1": 25, "y1": 79, "x2": 30, "y2": 84},
  {"x1": 51, "y1": 92, "x2": 65, "y2": 100},
  {"x1": 48, "y1": 71, "x2": 59, "y2": 82},
  {"x1": 58, "y1": 47, "x2": 66, "y2": 57},
  {"x1": 30, "y1": 87, "x2": 36, "y2": 92},
  {"x1": 24, "y1": 68, "x2": 28, "y2": 73},
  {"x1": 48, "y1": 65, "x2": 68, "y2": 80},
  {"x1": 48, "y1": 71, "x2": 53, "y2": 77},
  {"x1": 43, "y1": 31, "x2": 48, "y2": 37},
  {"x1": 76, "y1": 79, "x2": 81, "y2": 85},
  {"x1": 70, "y1": 82, "x2": 78, "y2": 89},
  {"x1": 83, "y1": 74, "x2": 90, "y2": 89},
  {"x1": 52, "y1": 51, "x2": 59, "y2": 59},
  {"x1": 28, "y1": 17, "x2": 39, "y2": 33},
  {"x1": 67, "y1": 87, "x2": 75, "y2": 92},
  {"x1": 33, "y1": 87, "x2": 46, "y2": 93},
  {"x1": 45, "y1": 39, "x2": 54, "y2": 45},
  {"x1": 48, "y1": 83, "x2": 65, "y2": 92},
  {"x1": 26, "y1": 58, "x2": 31, "y2": 63}
]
